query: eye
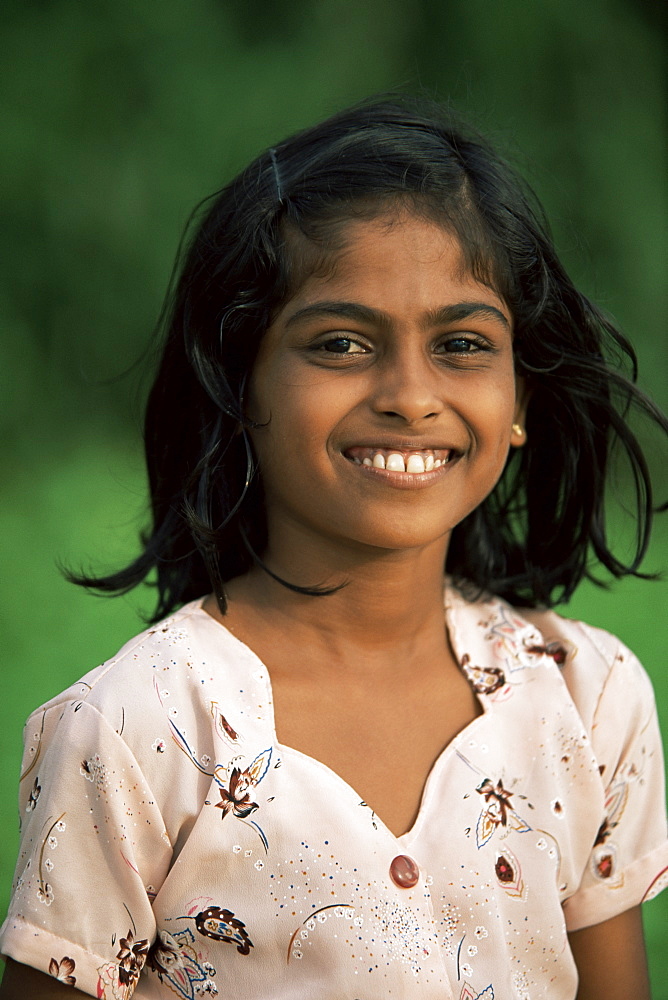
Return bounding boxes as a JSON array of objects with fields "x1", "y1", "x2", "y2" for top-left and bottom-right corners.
[
  {"x1": 317, "y1": 336, "x2": 368, "y2": 355},
  {"x1": 436, "y1": 335, "x2": 490, "y2": 354}
]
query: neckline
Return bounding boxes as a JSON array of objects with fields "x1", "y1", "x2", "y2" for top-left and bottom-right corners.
[{"x1": 189, "y1": 586, "x2": 490, "y2": 843}]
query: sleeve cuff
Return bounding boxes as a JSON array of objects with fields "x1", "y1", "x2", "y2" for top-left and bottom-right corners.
[
  {"x1": 562, "y1": 840, "x2": 668, "y2": 931},
  {"x1": 0, "y1": 915, "x2": 147, "y2": 998}
]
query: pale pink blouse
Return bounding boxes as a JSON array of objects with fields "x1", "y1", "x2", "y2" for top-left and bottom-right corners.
[{"x1": 1, "y1": 585, "x2": 667, "y2": 999}]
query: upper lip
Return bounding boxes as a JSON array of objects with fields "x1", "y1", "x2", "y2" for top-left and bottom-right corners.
[
  {"x1": 342, "y1": 442, "x2": 461, "y2": 461},
  {"x1": 342, "y1": 441, "x2": 461, "y2": 454}
]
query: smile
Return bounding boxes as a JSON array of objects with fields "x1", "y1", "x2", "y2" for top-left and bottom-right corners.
[{"x1": 344, "y1": 447, "x2": 453, "y2": 474}]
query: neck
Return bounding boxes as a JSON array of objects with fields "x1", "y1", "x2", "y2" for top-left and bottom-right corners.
[{"x1": 224, "y1": 530, "x2": 451, "y2": 656}]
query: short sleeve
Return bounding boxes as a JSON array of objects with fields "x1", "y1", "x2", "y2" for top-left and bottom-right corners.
[
  {"x1": 0, "y1": 698, "x2": 173, "y2": 997},
  {"x1": 562, "y1": 641, "x2": 668, "y2": 931}
]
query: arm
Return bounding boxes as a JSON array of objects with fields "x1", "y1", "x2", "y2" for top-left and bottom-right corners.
[
  {"x1": 568, "y1": 905, "x2": 650, "y2": 1000},
  {"x1": 0, "y1": 958, "x2": 90, "y2": 999},
  {"x1": 0, "y1": 701, "x2": 168, "y2": 999}
]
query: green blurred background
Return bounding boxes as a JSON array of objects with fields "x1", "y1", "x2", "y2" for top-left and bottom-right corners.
[{"x1": 2, "y1": 0, "x2": 667, "y2": 990}]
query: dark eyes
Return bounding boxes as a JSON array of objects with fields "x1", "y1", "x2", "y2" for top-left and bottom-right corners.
[
  {"x1": 315, "y1": 334, "x2": 490, "y2": 356},
  {"x1": 319, "y1": 337, "x2": 367, "y2": 355},
  {"x1": 436, "y1": 336, "x2": 489, "y2": 354}
]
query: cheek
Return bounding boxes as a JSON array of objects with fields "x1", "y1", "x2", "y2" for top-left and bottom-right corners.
[
  {"x1": 248, "y1": 383, "x2": 326, "y2": 489},
  {"x1": 471, "y1": 377, "x2": 517, "y2": 437},
  {"x1": 245, "y1": 365, "x2": 273, "y2": 427},
  {"x1": 250, "y1": 361, "x2": 349, "y2": 443},
  {"x1": 463, "y1": 379, "x2": 517, "y2": 485}
]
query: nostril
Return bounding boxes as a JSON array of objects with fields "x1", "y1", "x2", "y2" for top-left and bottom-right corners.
[
  {"x1": 382, "y1": 410, "x2": 438, "y2": 424},
  {"x1": 382, "y1": 410, "x2": 439, "y2": 420}
]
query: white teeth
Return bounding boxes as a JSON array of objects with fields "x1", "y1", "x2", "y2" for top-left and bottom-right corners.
[
  {"x1": 386, "y1": 453, "x2": 405, "y2": 472},
  {"x1": 406, "y1": 454, "x2": 425, "y2": 474},
  {"x1": 355, "y1": 449, "x2": 451, "y2": 473}
]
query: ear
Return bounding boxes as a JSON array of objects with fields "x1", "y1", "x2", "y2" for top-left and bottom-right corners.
[{"x1": 510, "y1": 376, "x2": 530, "y2": 448}]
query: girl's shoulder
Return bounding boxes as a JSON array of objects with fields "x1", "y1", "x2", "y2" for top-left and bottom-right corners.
[
  {"x1": 23, "y1": 597, "x2": 266, "y2": 753},
  {"x1": 27, "y1": 599, "x2": 211, "y2": 716},
  {"x1": 18, "y1": 599, "x2": 268, "y2": 831},
  {"x1": 521, "y1": 604, "x2": 656, "y2": 727},
  {"x1": 449, "y1": 581, "x2": 658, "y2": 736},
  {"x1": 36, "y1": 599, "x2": 253, "y2": 711}
]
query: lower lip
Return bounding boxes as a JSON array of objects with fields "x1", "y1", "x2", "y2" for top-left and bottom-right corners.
[{"x1": 344, "y1": 456, "x2": 457, "y2": 490}]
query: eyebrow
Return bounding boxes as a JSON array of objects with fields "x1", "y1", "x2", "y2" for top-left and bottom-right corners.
[{"x1": 283, "y1": 300, "x2": 511, "y2": 331}]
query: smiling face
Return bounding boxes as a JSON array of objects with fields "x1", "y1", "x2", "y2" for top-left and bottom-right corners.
[{"x1": 247, "y1": 211, "x2": 525, "y2": 570}]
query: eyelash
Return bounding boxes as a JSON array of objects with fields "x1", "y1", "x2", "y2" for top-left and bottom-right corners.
[
  {"x1": 316, "y1": 336, "x2": 368, "y2": 355},
  {"x1": 313, "y1": 334, "x2": 492, "y2": 357},
  {"x1": 436, "y1": 334, "x2": 491, "y2": 355}
]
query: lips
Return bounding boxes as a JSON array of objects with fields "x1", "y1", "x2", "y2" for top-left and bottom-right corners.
[{"x1": 344, "y1": 446, "x2": 453, "y2": 475}]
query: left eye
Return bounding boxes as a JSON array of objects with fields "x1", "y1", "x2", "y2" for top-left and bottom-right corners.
[
  {"x1": 319, "y1": 337, "x2": 367, "y2": 354},
  {"x1": 437, "y1": 336, "x2": 486, "y2": 354}
]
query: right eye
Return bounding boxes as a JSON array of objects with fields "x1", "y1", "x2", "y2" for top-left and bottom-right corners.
[{"x1": 318, "y1": 337, "x2": 367, "y2": 355}]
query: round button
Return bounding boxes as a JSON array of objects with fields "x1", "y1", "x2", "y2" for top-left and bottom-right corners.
[{"x1": 389, "y1": 854, "x2": 420, "y2": 888}]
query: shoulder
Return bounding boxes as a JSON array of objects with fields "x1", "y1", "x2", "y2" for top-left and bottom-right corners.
[
  {"x1": 27, "y1": 598, "x2": 235, "y2": 721},
  {"x1": 519, "y1": 605, "x2": 656, "y2": 734},
  {"x1": 17, "y1": 599, "x2": 269, "y2": 833},
  {"x1": 21, "y1": 599, "x2": 263, "y2": 784},
  {"x1": 448, "y1": 581, "x2": 657, "y2": 735}
]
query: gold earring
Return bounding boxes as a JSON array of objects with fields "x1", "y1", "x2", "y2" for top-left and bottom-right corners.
[{"x1": 512, "y1": 423, "x2": 525, "y2": 439}]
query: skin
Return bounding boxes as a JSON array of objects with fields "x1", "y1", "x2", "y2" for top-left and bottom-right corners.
[
  {"x1": 0, "y1": 960, "x2": 89, "y2": 998},
  {"x1": 568, "y1": 907, "x2": 651, "y2": 998},
  {"x1": 0, "y1": 212, "x2": 651, "y2": 999}
]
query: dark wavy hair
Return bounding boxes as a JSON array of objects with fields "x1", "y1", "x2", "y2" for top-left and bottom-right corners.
[{"x1": 71, "y1": 95, "x2": 667, "y2": 621}]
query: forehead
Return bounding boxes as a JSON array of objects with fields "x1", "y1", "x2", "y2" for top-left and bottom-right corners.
[{"x1": 277, "y1": 211, "x2": 510, "y2": 321}]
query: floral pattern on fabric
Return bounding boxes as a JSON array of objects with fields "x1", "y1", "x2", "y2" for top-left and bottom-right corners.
[
  {"x1": 26, "y1": 776, "x2": 41, "y2": 812},
  {"x1": 148, "y1": 928, "x2": 218, "y2": 999},
  {"x1": 459, "y1": 984, "x2": 494, "y2": 1000},
  {"x1": 157, "y1": 674, "x2": 273, "y2": 851},
  {"x1": 474, "y1": 778, "x2": 532, "y2": 847},
  {"x1": 49, "y1": 955, "x2": 76, "y2": 986},
  {"x1": 0, "y1": 588, "x2": 666, "y2": 999},
  {"x1": 93, "y1": 929, "x2": 151, "y2": 999},
  {"x1": 191, "y1": 906, "x2": 253, "y2": 954},
  {"x1": 460, "y1": 655, "x2": 505, "y2": 695},
  {"x1": 117, "y1": 929, "x2": 149, "y2": 990}
]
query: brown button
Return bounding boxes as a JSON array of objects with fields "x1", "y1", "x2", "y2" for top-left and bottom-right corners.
[{"x1": 389, "y1": 854, "x2": 420, "y2": 888}]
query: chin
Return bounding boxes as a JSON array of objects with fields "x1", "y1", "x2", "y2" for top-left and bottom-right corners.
[{"x1": 341, "y1": 517, "x2": 453, "y2": 556}]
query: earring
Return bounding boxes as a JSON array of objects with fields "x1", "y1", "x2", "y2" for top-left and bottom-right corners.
[{"x1": 512, "y1": 423, "x2": 525, "y2": 440}]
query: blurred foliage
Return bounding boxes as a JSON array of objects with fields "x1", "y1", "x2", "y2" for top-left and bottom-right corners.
[
  {"x1": 2, "y1": 0, "x2": 666, "y2": 449},
  {"x1": 1, "y1": 0, "x2": 666, "y2": 991}
]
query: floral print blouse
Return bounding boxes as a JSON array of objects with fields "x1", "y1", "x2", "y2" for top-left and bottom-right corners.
[{"x1": 1, "y1": 584, "x2": 667, "y2": 999}]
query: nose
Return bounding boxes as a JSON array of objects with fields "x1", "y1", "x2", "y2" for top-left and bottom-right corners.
[{"x1": 370, "y1": 349, "x2": 444, "y2": 424}]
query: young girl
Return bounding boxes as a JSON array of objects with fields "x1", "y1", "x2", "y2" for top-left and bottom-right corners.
[{"x1": 1, "y1": 97, "x2": 666, "y2": 1000}]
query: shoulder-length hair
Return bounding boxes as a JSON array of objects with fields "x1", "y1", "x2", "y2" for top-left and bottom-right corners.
[{"x1": 72, "y1": 95, "x2": 667, "y2": 620}]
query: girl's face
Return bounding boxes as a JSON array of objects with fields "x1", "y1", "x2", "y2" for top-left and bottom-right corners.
[{"x1": 248, "y1": 212, "x2": 525, "y2": 565}]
